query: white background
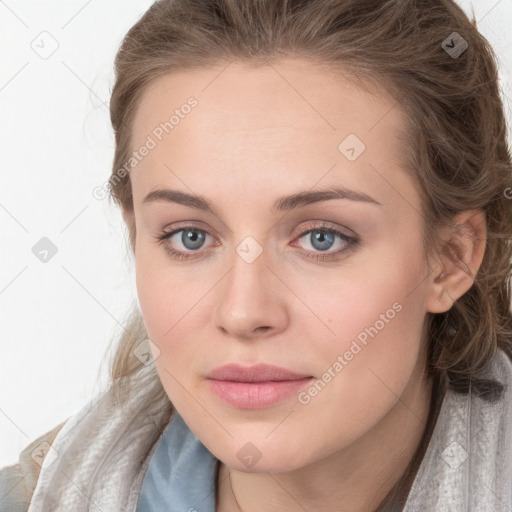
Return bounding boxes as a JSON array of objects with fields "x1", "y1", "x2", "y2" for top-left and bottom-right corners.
[{"x1": 1, "y1": 0, "x2": 511, "y2": 468}]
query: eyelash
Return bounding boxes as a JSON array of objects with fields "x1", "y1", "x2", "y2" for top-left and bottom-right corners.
[{"x1": 155, "y1": 221, "x2": 360, "y2": 262}]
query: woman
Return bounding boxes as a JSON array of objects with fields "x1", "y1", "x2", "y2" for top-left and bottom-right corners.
[{"x1": 2, "y1": 0, "x2": 512, "y2": 510}]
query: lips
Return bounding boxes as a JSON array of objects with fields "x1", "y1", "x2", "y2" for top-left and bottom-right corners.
[
  {"x1": 206, "y1": 363, "x2": 314, "y2": 409},
  {"x1": 207, "y1": 363, "x2": 311, "y2": 382}
]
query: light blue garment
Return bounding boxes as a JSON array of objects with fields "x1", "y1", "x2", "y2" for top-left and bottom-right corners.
[{"x1": 135, "y1": 412, "x2": 220, "y2": 512}]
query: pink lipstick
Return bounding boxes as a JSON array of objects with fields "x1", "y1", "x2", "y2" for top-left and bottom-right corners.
[{"x1": 206, "y1": 363, "x2": 313, "y2": 409}]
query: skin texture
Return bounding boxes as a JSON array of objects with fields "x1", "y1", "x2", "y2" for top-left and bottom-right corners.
[{"x1": 124, "y1": 59, "x2": 486, "y2": 511}]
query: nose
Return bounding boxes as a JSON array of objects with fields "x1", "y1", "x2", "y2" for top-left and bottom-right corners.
[{"x1": 212, "y1": 245, "x2": 289, "y2": 340}]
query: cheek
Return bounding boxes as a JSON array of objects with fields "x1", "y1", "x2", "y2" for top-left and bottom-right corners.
[
  {"x1": 134, "y1": 238, "x2": 203, "y2": 338},
  {"x1": 312, "y1": 296, "x2": 425, "y2": 450},
  {"x1": 304, "y1": 273, "x2": 425, "y2": 404},
  {"x1": 298, "y1": 241, "x2": 429, "y2": 433},
  {"x1": 134, "y1": 249, "x2": 168, "y2": 340},
  {"x1": 134, "y1": 241, "x2": 214, "y2": 376},
  {"x1": 134, "y1": 251, "x2": 202, "y2": 407},
  {"x1": 306, "y1": 240, "x2": 427, "y2": 356}
]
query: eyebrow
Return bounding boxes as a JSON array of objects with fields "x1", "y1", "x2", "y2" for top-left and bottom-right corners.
[{"x1": 142, "y1": 186, "x2": 382, "y2": 212}]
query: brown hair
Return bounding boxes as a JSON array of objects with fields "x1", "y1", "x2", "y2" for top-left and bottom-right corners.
[{"x1": 105, "y1": 0, "x2": 512, "y2": 508}]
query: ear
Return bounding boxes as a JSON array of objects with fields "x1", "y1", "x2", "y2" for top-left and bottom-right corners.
[{"x1": 426, "y1": 209, "x2": 487, "y2": 314}]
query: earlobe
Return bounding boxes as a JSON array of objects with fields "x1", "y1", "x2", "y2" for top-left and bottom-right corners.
[{"x1": 426, "y1": 210, "x2": 487, "y2": 314}]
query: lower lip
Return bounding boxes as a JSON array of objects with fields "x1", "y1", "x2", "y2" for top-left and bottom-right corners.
[{"x1": 207, "y1": 377, "x2": 314, "y2": 409}]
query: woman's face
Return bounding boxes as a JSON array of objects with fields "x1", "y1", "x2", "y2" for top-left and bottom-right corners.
[{"x1": 128, "y1": 59, "x2": 436, "y2": 472}]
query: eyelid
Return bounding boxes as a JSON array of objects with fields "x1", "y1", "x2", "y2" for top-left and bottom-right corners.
[
  {"x1": 293, "y1": 220, "x2": 356, "y2": 239},
  {"x1": 161, "y1": 220, "x2": 211, "y2": 232}
]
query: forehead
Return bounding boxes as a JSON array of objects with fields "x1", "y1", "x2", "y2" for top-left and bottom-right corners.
[
  {"x1": 129, "y1": 59, "x2": 418, "y2": 216},
  {"x1": 132, "y1": 59, "x2": 406, "y2": 137}
]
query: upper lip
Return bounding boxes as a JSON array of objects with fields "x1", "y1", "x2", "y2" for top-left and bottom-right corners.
[{"x1": 207, "y1": 364, "x2": 311, "y2": 382}]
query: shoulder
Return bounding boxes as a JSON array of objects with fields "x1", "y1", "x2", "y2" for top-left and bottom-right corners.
[{"x1": 0, "y1": 420, "x2": 68, "y2": 511}]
